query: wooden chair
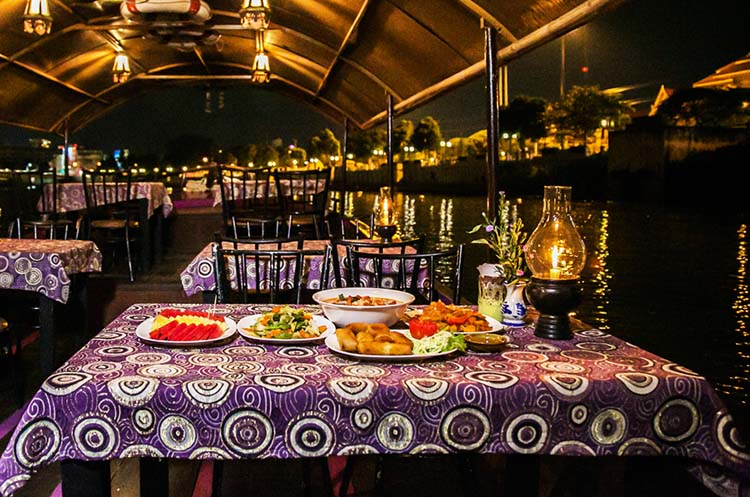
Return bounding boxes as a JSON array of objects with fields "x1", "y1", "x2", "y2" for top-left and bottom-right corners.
[
  {"x1": 217, "y1": 165, "x2": 281, "y2": 238},
  {"x1": 347, "y1": 244, "x2": 465, "y2": 304},
  {"x1": 273, "y1": 168, "x2": 331, "y2": 239},
  {"x1": 212, "y1": 243, "x2": 332, "y2": 304},
  {"x1": 81, "y1": 170, "x2": 141, "y2": 282},
  {"x1": 9, "y1": 170, "x2": 77, "y2": 240},
  {"x1": 330, "y1": 235, "x2": 425, "y2": 288}
]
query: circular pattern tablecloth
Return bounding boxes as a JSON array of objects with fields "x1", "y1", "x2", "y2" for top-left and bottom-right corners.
[
  {"x1": 41, "y1": 182, "x2": 173, "y2": 217},
  {"x1": 0, "y1": 238, "x2": 102, "y2": 303},
  {"x1": 0, "y1": 303, "x2": 747, "y2": 497}
]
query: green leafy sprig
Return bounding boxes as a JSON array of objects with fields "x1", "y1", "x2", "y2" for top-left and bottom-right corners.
[{"x1": 468, "y1": 192, "x2": 529, "y2": 285}]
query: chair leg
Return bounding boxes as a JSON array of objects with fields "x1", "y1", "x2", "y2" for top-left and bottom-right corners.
[
  {"x1": 124, "y1": 231, "x2": 134, "y2": 282},
  {"x1": 212, "y1": 460, "x2": 223, "y2": 497},
  {"x1": 339, "y1": 457, "x2": 355, "y2": 497}
]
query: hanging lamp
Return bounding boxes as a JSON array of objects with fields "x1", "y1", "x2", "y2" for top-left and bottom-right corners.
[
  {"x1": 23, "y1": 0, "x2": 52, "y2": 36},
  {"x1": 112, "y1": 53, "x2": 132, "y2": 83},
  {"x1": 252, "y1": 31, "x2": 270, "y2": 83},
  {"x1": 239, "y1": 0, "x2": 270, "y2": 30}
]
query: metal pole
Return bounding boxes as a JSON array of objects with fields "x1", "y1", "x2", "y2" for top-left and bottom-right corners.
[
  {"x1": 341, "y1": 117, "x2": 349, "y2": 214},
  {"x1": 484, "y1": 23, "x2": 499, "y2": 215},
  {"x1": 386, "y1": 93, "x2": 394, "y2": 191},
  {"x1": 560, "y1": 36, "x2": 566, "y2": 99},
  {"x1": 63, "y1": 119, "x2": 69, "y2": 177}
]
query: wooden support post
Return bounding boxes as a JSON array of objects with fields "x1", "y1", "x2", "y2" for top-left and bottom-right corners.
[{"x1": 484, "y1": 22, "x2": 499, "y2": 215}]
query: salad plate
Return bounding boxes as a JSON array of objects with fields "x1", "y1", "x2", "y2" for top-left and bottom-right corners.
[
  {"x1": 136, "y1": 317, "x2": 237, "y2": 347},
  {"x1": 237, "y1": 313, "x2": 335, "y2": 344},
  {"x1": 324, "y1": 332, "x2": 458, "y2": 362}
]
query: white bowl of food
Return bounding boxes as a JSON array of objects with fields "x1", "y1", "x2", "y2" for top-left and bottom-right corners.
[{"x1": 312, "y1": 287, "x2": 415, "y2": 327}]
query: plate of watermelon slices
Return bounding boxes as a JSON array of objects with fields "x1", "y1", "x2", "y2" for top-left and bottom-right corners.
[{"x1": 136, "y1": 308, "x2": 237, "y2": 347}]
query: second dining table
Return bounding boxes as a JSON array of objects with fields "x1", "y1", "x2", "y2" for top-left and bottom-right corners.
[
  {"x1": 181, "y1": 240, "x2": 426, "y2": 301},
  {"x1": 41, "y1": 181, "x2": 174, "y2": 270},
  {"x1": 0, "y1": 303, "x2": 747, "y2": 497},
  {"x1": 0, "y1": 238, "x2": 102, "y2": 375}
]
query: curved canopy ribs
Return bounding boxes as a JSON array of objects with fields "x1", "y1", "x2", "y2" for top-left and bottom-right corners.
[{"x1": 0, "y1": 0, "x2": 623, "y2": 135}]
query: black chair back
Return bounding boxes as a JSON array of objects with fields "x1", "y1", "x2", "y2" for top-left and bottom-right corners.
[
  {"x1": 330, "y1": 235, "x2": 425, "y2": 288},
  {"x1": 273, "y1": 168, "x2": 330, "y2": 238},
  {"x1": 218, "y1": 165, "x2": 279, "y2": 237},
  {"x1": 214, "y1": 233, "x2": 304, "y2": 251},
  {"x1": 347, "y1": 244, "x2": 465, "y2": 304},
  {"x1": 81, "y1": 169, "x2": 133, "y2": 211},
  {"x1": 212, "y1": 243, "x2": 332, "y2": 304},
  {"x1": 9, "y1": 170, "x2": 75, "y2": 239},
  {"x1": 325, "y1": 213, "x2": 375, "y2": 240}
]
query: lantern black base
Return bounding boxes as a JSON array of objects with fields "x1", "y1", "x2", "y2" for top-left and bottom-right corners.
[
  {"x1": 527, "y1": 276, "x2": 582, "y2": 340},
  {"x1": 375, "y1": 224, "x2": 397, "y2": 243}
]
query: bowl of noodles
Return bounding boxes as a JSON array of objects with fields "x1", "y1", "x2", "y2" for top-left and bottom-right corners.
[{"x1": 312, "y1": 287, "x2": 415, "y2": 327}]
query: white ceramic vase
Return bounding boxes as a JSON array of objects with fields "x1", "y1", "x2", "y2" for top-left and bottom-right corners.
[
  {"x1": 477, "y1": 264, "x2": 505, "y2": 321},
  {"x1": 501, "y1": 281, "x2": 528, "y2": 326}
]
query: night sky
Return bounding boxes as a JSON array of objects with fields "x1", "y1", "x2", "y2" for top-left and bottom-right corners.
[{"x1": 1, "y1": 0, "x2": 747, "y2": 155}]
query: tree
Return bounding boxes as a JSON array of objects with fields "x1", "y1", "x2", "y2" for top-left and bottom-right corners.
[
  {"x1": 309, "y1": 128, "x2": 341, "y2": 166},
  {"x1": 348, "y1": 128, "x2": 386, "y2": 162},
  {"x1": 549, "y1": 86, "x2": 631, "y2": 145},
  {"x1": 252, "y1": 143, "x2": 279, "y2": 167},
  {"x1": 657, "y1": 88, "x2": 750, "y2": 127},
  {"x1": 411, "y1": 116, "x2": 442, "y2": 153},
  {"x1": 499, "y1": 96, "x2": 548, "y2": 142},
  {"x1": 393, "y1": 119, "x2": 414, "y2": 151}
]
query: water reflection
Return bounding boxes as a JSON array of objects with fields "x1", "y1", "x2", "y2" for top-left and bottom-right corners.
[
  {"x1": 720, "y1": 224, "x2": 749, "y2": 406},
  {"x1": 342, "y1": 191, "x2": 750, "y2": 418},
  {"x1": 589, "y1": 210, "x2": 611, "y2": 332}
]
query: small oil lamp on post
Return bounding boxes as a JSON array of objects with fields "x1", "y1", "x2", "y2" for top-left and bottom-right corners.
[
  {"x1": 373, "y1": 186, "x2": 397, "y2": 242},
  {"x1": 525, "y1": 185, "x2": 586, "y2": 340}
]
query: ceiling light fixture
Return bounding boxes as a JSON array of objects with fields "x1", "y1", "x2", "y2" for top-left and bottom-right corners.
[
  {"x1": 23, "y1": 0, "x2": 52, "y2": 36},
  {"x1": 252, "y1": 30, "x2": 270, "y2": 83},
  {"x1": 239, "y1": 0, "x2": 270, "y2": 30},
  {"x1": 112, "y1": 53, "x2": 132, "y2": 83}
]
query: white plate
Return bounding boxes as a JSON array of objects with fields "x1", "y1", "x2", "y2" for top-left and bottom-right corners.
[
  {"x1": 136, "y1": 317, "x2": 237, "y2": 347},
  {"x1": 237, "y1": 314, "x2": 335, "y2": 344},
  {"x1": 324, "y1": 331, "x2": 457, "y2": 362},
  {"x1": 396, "y1": 311, "x2": 505, "y2": 334}
]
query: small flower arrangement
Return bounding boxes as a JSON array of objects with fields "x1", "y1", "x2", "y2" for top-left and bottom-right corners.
[{"x1": 468, "y1": 192, "x2": 529, "y2": 285}]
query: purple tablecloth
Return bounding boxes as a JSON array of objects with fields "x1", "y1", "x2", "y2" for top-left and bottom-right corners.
[
  {"x1": 0, "y1": 303, "x2": 747, "y2": 497},
  {"x1": 213, "y1": 176, "x2": 327, "y2": 207},
  {"x1": 41, "y1": 182, "x2": 174, "y2": 217},
  {"x1": 180, "y1": 241, "x2": 423, "y2": 296},
  {"x1": 0, "y1": 238, "x2": 102, "y2": 303}
]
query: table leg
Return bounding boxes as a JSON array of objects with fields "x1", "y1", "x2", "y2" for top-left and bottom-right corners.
[
  {"x1": 61, "y1": 460, "x2": 111, "y2": 497},
  {"x1": 38, "y1": 295, "x2": 58, "y2": 378},
  {"x1": 152, "y1": 210, "x2": 163, "y2": 264},
  {"x1": 70, "y1": 274, "x2": 90, "y2": 350},
  {"x1": 505, "y1": 455, "x2": 539, "y2": 497},
  {"x1": 140, "y1": 458, "x2": 169, "y2": 497},
  {"x1": 139, "y1": 199, "x2": 152, "y2": 271},
  {"x1": 203, "y1": 291, "x2": 217, "y2": 304}
]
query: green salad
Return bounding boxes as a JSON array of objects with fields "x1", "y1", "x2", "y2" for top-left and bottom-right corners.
[
  {"x1": 410, "y1": 331, "x2": 466, "y2": 354},
  {"x1": 248, "y1": 306, "x2": 323, "y2": 339}
]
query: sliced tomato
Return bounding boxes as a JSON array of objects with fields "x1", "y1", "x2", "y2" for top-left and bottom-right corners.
[{"x1": 409, "y1": 319, "x2": 438, "y2": 339}]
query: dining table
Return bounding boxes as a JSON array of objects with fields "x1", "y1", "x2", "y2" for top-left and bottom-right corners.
[
  {"x1": 0, "y1": 238, "x2": 102, "y2": 376},
  {"x1": 0, "y1": 303, "x2": 747, "y2": 497},
  {"x1": 41, "y1": 181, "x2": 174, "y2": 270}
]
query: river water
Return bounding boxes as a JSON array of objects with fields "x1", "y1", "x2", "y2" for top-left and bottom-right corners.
[{"x1": 342, "y1": 191, "x2": 750, "y2": 425}]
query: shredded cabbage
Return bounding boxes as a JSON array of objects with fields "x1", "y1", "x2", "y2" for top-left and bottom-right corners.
[{"x1": 410, "y1": 331, "x2": 466, "y2": 354}]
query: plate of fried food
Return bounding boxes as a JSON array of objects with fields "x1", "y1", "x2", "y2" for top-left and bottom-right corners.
[
  {"x1": 237, "y1": 306, "x2": 335, "y2": 344},
  {"x1": 326, "y1": 322, "x2": 466, "y2": 362},
  {"x1": 401, "y1": 301, "x2": 503, "y2": 335}
]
